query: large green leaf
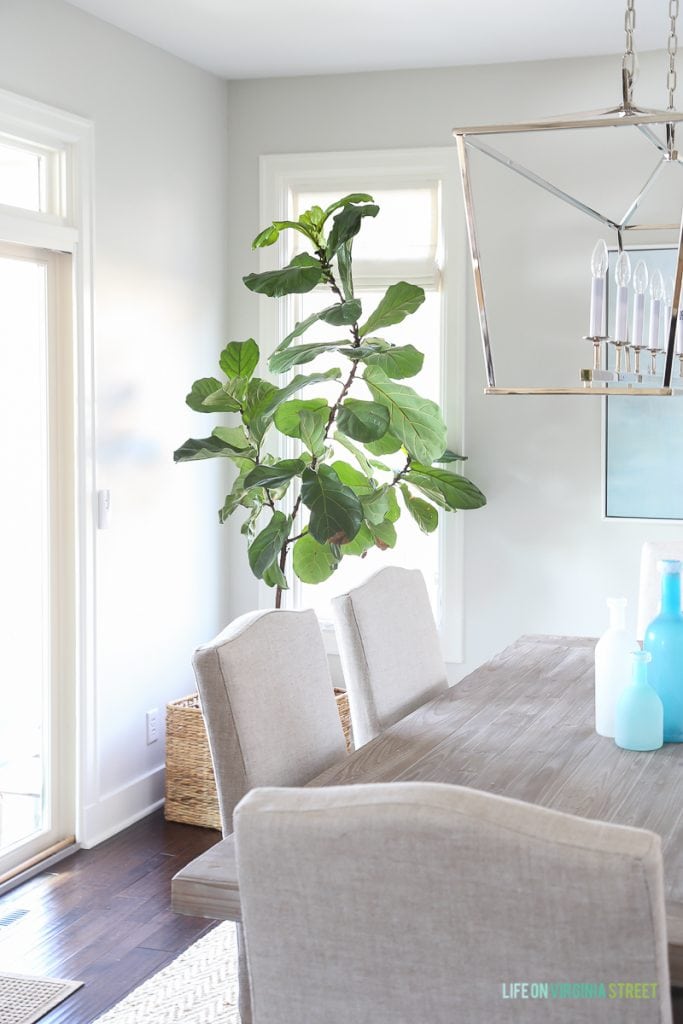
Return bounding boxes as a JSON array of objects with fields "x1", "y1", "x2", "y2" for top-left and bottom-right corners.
[
  {"x1": 337, "y1": 399, "x2": 390, "y2": 443},
  {"x1": 363, "y1": 366, "x2": 447, "y2": 465},
  {"x1": 406, "y1": 465, "x2": 487, "y2": 511},
  {"x1": 240, "y1": 502, "x2": 264, "y2": 539},
  {"x1": 242, "y1": 379, "x2": 278, "y2": 417},
  {"x1": 174, "y1": 435, "x2": 250, "y2": 463},
  {"x1": 300, "y1": 464, "x2": 363, "y2": 544},
  {"x1": 188, "y1": 378, "x2": 241, "y2": 413},
  {"x1": 273, "y1": 300, "x2": 360, "y2": 355},
  {"x1": 333, "y1": 432, "x2": 374, "y2": 478},
  {"x1": 292, "y1": 533, "x2": 338, "y2": 584},
  {"x1": 323, "y1": 193, "x2": 374, "y2": 219},
  {"x1": 362, "y1": 344, "x2": 424, "y2": 379},
  {"x1": 241, "y1": 379, "x2": 279, "y2": 443},
  {"x1": 386, "y1": 486, "x2": 401, "y2": 522},
  {"x1": 262, "y1": 561, "x2": 289, "y2": 590},
  {"x1": 252, "y1": 225, "x2": 280, "y2": 249},
  {"x1": 220, "y1": 340, "x2": 259, "y2": 381},
  {"x1": 341, "y1": 523, "x2": 374, "y2": 557},
  {"x1": 275, "y1": 399, "x2": 330, "y2": 438},
  {"x1": 400, "y1": 484, "x2": 438, "y2": 533},
  {"x1": 186, "y1": 377, "x2": 228, "y2": 413},
  {"x1": 365, "y1": 433, "x2": 402, "y2": 456},
  {"x1": 359, "y1": 282, "x2": 425, "y2": 337},
  {"x1": 331, "y1": 460, "x2": 374, "y2": 495},
  {"x1": 219, "y1": 468, "x2": 265, "y2": 523},
  {"x1": 321, "y1": 299, "x2": 361, "y2": 327},
  {"x1": 269, "y1": 341, "x2": 345, "y2": 374},
  {"x1": 299, "y1": 408, "x2": 327, "y2": 457},
  {"x1": 244, "y1": 459, "x2": 305, "y2": 489},
  {"x1": 272, "y1": 219, "x2": 316, "y2": 239},
  {"x1": 361, "y1": 485, "x2": 392, "y2": 525},
  {"x1": 203, "y1": 373, "x2": 251, "y2": 408},
  {"x1": 299, "y1": 205, "x2": 325, "y2": 230},
  {"x1": 326, "y1": 204, "x2": 379, "y2": 258},
  {"x1": 243, "y1": 253, "x2": 323, "y2": 297},
  {"x1": 437, "y1": 449, "x2": 467, "y2": 463},
  {"x1": 212, "y1": 426, "x2": 254, "y2": 454},
  {"x1": 370, "y1": 520, "x2": 397, "y2": 549},
  {"x1": 248, "y1": 512, "x2": 291, "y2": 580},
  {"x1": 336, "y1": 240, "x2": 354, "y2": 300}
]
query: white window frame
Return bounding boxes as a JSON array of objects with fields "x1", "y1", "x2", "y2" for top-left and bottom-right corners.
[
  {"x1": 0, "y1": 88, "x2": 95, "y2": 852},
  {"x1": 258, "y1": 149, "x2": 467, "y2": 664}
]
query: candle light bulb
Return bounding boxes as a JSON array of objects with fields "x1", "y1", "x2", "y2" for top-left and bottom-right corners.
[
  {"x1": 615, "y1": 251, "x2": 632, "y2": 288},
  {"x1": 648, "y1": 269, "x2": 665, "y2": 350},
  {"x1": 588, "y1": 240, "x2": 608, "y2": 337},
  {"x1": 591, "y1": 239, "x2": 609, "y2": 278},
  {"x1": 651, "y1": 269, "x2": 665, "y2": 301},
  {"x1": 631, "y1": 261, "x2": 649, "y2": 349},
  {"x1": 666, "y1": 279, "x2": 675, "y2": 306},
  {"x1": 633, "y1": 260, "x2": 648, "y2": 295}
]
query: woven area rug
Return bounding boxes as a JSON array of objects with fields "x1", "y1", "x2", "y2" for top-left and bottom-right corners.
[
  {"x1": 94, "y1": 923, "x2": 238, "y2": 1023},
  {"x1": 0, "y1": 973, "x2": 83, "y2": 1024}
]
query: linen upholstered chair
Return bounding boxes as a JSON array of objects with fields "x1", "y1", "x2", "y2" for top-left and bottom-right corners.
[
  {"x1": 192, "y1": 608, "x2": 348, "y2": 1023},
  {"x1": 234, "y1": 782, "x2": 672, "y2": 1024},
  {"x1": 637, "y1": 540, "x2": 683, "y2": 642},
  {"x1": 331, "y1": 566, "x2": 448, "y2": 747}
]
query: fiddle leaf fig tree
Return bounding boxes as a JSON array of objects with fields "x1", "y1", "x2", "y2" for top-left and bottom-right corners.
[{"x1": 174, "y1": 194, "x2": 486, "y2": 607}]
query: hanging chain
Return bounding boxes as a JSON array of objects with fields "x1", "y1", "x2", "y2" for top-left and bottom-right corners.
[
  {"x1": 668, "y1": 0, "x2": 679, "y2": 109},
  {"x1": 622, "y1": 0, "x2": 638, "y2": 105}
]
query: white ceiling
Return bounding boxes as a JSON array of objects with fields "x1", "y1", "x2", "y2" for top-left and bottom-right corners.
[{"x1": 65, "y1": 0, "x2": 671, "y2": 80}]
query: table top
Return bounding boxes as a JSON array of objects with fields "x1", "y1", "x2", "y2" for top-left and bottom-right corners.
[{"x1": 171, "y1": 634, "x2": 683, "y2": 974}]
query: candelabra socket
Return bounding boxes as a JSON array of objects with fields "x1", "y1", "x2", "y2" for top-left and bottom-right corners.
[
  {"x1": 649, "y1": 348, "x2": 663, "y2": 376},
  {"x1": 582, "y1": 335, "x2": 609, "y2": 373},
  {"x1": 629, "y1": 345, "x2": 646, "y2": 375}
]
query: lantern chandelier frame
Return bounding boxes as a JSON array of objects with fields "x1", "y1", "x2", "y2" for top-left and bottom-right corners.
[{"x1": 453, "y1": 0, "x2": 683, "y2": 396}]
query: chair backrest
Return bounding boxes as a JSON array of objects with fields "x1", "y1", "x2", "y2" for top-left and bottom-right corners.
[
  {"x1": 331, "y1": 566, "x2": 447, "y2": 746},
  {"x1": 193, "y1": 609, "x2": 346, "y2": 835},
  {"x1": 637, "y1": 540, "x2": 683, "y2": 642},
  {"x1": 235, "y1": 783, "x2": 671, "y2": 1024}
]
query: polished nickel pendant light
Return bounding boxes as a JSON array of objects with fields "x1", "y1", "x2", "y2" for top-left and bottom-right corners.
[{"x1": 454, "y1": 0, "x2": 683, "y2": 396}]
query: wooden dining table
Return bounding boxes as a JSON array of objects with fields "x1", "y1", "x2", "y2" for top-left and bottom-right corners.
[{"x1": 172, "y1": 634, "x2": 683, "y2": 984}]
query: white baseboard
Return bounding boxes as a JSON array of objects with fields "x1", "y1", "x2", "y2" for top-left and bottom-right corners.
[{"x1": 80, "y1": 766, "x2": 165, "y2": 848}]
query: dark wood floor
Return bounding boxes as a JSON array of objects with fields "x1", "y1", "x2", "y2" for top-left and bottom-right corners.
[{"x1": 0, "y1": 810, "x2": 221, "y2": 1023}]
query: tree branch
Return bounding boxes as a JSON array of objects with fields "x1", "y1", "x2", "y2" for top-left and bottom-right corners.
[{"x1": 391, "y1": 456, "x2": 412, "y2": 486}]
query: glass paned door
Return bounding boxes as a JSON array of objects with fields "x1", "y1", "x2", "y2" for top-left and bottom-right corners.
[{"x1": 0, "y1": 243, "x2": 73, "y2": 876}]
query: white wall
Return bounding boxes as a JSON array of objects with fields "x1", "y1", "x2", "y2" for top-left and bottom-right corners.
[
  {"x1": 224, "y1": 53, "x2": 683, "y2": 681},
  {"x1": 0, "y1": 0, "x2": 230, "y2": 844}
]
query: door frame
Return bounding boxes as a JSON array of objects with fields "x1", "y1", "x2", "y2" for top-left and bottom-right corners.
[
  {"x1": 0, "y1": 88, "x2": 95, "y2": 865},
  {"x1": 0, "y1": 242, "x2": 75, "y2": 874}
]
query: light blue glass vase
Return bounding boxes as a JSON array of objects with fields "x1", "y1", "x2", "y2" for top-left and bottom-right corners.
[
  {"x1": 643, "y1": 559, "x2": 683, "y2": 743},
  {"x1": 614, "y1": 651, "x2": 663, "y2": 752}
]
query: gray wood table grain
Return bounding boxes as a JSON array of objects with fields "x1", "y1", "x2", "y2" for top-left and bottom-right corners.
[{"x1": 172, "y1": 634, "x2": 683, "y2": 982}]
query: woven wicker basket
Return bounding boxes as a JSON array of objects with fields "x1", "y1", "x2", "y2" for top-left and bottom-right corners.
[{"x1": 164, "y1": 688, "x2": 353, "y2": 830}]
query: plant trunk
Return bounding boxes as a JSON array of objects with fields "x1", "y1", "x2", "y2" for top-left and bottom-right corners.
[{"x1": 274, "y1": 542, "x2": 289, "y2": 609}]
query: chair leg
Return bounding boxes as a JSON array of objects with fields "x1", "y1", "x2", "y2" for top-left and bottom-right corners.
[{"x1": 237, "y1": 922, "x2": 252, "y2": 1023}]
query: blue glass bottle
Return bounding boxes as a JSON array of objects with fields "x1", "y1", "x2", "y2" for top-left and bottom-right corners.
[
  {"x1": 614, "y1": 651, "x2": 663, "y2": 751},
  {"x1": 643, "y1": 559, "x2": 683, "y2": 743}
]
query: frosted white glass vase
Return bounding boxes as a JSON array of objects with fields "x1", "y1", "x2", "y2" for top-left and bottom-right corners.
[{"x1": 595, "y1": 597, "x2": 634, "y2": 738}]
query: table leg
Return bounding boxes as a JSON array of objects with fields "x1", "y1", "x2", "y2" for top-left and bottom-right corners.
[{"x1": 237, "y1": 921, "x2": 252, "y2": 1023}]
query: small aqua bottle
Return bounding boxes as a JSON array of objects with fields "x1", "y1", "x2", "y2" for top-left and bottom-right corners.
[
  {"x1": 643, "y1": 559, "x2": 683, "y2": 743},
  {"x1": 615, "y1": 651, "x2": 663, "y2": 751}
]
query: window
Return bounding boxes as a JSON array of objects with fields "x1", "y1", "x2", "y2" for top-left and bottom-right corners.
[{"x1": 259, "y1": 151, "x2": 465, "y2": 662}]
